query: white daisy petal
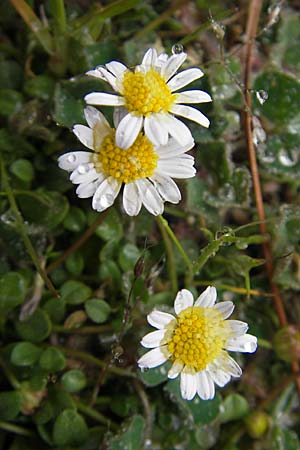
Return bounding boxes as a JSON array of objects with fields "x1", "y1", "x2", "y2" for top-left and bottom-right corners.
[
  {"x1": 214, "y1": 301, "x2": 235, "y2": 319},
  {"x1": 208, "y1": 364, "x2": 231, "y2": 387},
  {"x1": 147, "y1": 310, "x2": 176, "y2": 329},
  {"x1": 76, "y1": 176, "x2": 104, "y2": 198},
  {"x1": 160, "y1": 113, "x2": 194, "y2": 146},
  {"x1": 171, "y1": 104, "x2": 210, "y2": 128},
  {"x1": 123, "y1": 182, "x2": 142, "y2": 216},
  {"x1": 70, "y1": 164, "x2": 98, "y2": 184},
  {"x1": 86, "y1": 68, "x2": 106, "y2": 80},
  {"x1": 58, "y1": 151, "x2": 92, "y2": 172},
  {"x1": 141, "y1": 48, "x2": 158, "y2": 68},
  {"x1": 167, "y1": 68, "x2": 204, "y2": 92},
  {"x1": 225, "y1": 334, "x2": 257, "y2": 353},
  {"x1": 92, "y1": 177, "x2": 121, "y2": 212},
  {"x1": 156, "y1": 53, "x2": 168, "y2": 71},
  {"x1": 155, "y1": 137, "x2": 194, "y2": 158},
  {"x1": 85, "y1": 92, "x2": 125, "y2": 106},
  {"x1": 84, "y1": 106, "x2": 110, "y2": 130},
  {"x1": 180, "y1": 370, "x2": 197, "y2": 400},
  {"x1": 116, "y1": 113, "x2": 143, "y2": 150},
  {"x1": 113, "y1": 106, "x2": 128, "y2": 128},
  {"x1": 95, "y1": 67, "x2": 118, "y2": 91},
  {"x1": 73, "y1": 125, "x2": 93, "y2": 149},
  {"x1": 150, "y1": 174, "x2": 181, "y2": 204},
  {"x1": 161, "y1": 53, "x2": 187, "y2": 81},
  {"x1": 138, "y1": 347, "x2": 169, "y2": 369},
  {"x1": 174, "y1": 289, "x2": 194, "y2": 315},
  {"x1": 197, "y1": 370, "x2": 215, "y2": 400},
  {"x1": 135, "y1": 178, "x2": 164, "y2": 216},
  {"x1": 144, "y1": 114, "x2": 168, "y2": 146},
  {"x1": 217, "y1": 352, "x2": 242, "y2": 378},
  {"x1": 226, "y1": 320, "x2": 249, "y2": 337},
  {"x1": 168, "y1": 360, "x2": 184, "y2": 379},
  {"x1": 156, "y1": 159, "x2": 196, "y2": 179},
  {"x1": 105, "y1": 61, "x2": 128, "y2": 79},
  {"x1": 175, "y1": 90, "x2": 212, "y2": 104},
  {"x1": 194, "y1": 286, "x2": 217, "y2": 307},
  {"x1": 141, "y1": 329, "x2": 168, "y2": 348}
]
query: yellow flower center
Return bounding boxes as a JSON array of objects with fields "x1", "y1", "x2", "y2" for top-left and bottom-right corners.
[
  {"x1": 167, "y1": 306, "x2": 228, "y2": 372},
  {"x1": 91, "y1": 131, "x2": 158, "y2": 184},
  {"x1": 122, "y1": 68, "x2": 177, "y2": 116}
]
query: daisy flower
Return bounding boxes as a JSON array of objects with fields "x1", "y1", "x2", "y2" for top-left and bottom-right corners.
[
  {"x1": 138, "y1": 287, "x2": 257, "y2": 401},
  {"x1": 84, "y1": 47, "x2": 212, "y2": 150},
  {"x1": 58, "y1": 106, "x2": 196, "y2": 216}
]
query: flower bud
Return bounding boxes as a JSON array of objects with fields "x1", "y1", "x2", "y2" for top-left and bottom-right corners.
[
  {"x1": 273, "y1": 325, "x2": 300, "y2": 363},
  {"x1": 245, "y1": 411, "x2": 269, "y2": 439}
]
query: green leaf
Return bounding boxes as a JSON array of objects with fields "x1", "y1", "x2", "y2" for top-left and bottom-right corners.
[
  {"x1": 118, "y1": 243, "x2": 141, "y2": 271},
  {"x1": 165, "y1": 378, "x2": 221, "y2": 425},
  {"x1": 65, "y1": 252, "x2": 84, "y2": 276},
  {"x1": 53, "y1": 82, "x2": 84, "y2": 127},
  {"x1": 61, "y1": 280, "x2": 92, "y2": 305},
  {"x1": 43, "y1": 297, "x2": 66, "y2": 324},
  {"x1": 10, "y1": 159, "x2": 34, "y2": 183},
  {"x1": 15, "y1": 308, "x2": 52, "y2": 343},
  {"x1": 108, "y1": 415, "x2": 145, "y2": 450},
  {"x1": 138, "y1": 362, "x2": 171, "y2": 387},
  {"x1": 253, "y1": 71, "x2": 300, "y2": 126},
  {"x1": 258, "y1": 133, "x2": 300, "y2": 183},
  {"x1": 11, "y1": 342, "x2": 41, "y2": 367},
  {"x1": 19, "y1": 190, "x2": 69, "y2": 229},
  {"x1": 61, "y1": 369, "x2": 87, "y2": 393},
  {"x1": 219, "y1": 394, "x2": 249, "y2": 423},
  {"x1": 53, "y1": 408, "x2": 88, "y2": 446},
  {"x1": 0, "y1": 89, "x2": 23, "y2": 116},
  {"x1": 24, "y1": 75, "x2": 55, "y2": 100},
  {"x1": 84, "y1": 298, "x2": 111, "y2": 323},
  {"x1": 63, "y1": 206, "x2": 86, "y2": 233},
  {"x1": 0, "y1": 391, "x2": 21, "y2": 420},
  {"x1": 39, "y1": 347, "x2": 66, "y2": 372},
  {"x1": 95, "y1": 208, "x2": 123, "y2": 242},
  {"x1": 0, "y1": 271, "x2": 26, "y2": 314},
  {"x1": 197, "y1": 141, "x2": 231, "y2": 186}
]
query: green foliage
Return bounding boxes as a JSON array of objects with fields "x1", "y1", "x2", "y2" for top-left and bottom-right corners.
[{"x1": 1, "y1": 1, "x2": 300, "y2": 449}]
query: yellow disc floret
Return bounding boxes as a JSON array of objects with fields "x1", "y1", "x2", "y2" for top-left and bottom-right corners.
[
  {"x1": 122, "y1": 68, "x2": 177, "y2": 116},
  {"x1": 91, "y1": 131, "x2": 158, "y2": 184},
  {"x1": 167, "y1": 306, "x2": 228, "y2": 372}
]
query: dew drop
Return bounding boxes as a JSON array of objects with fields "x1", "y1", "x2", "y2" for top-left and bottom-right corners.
[
  {"x1": 99, "y1": 193, "x2": 114, "y2": 209},
  {"x1": 67, "y1": 154, "x2": 76, "y2": 163},
  {"x1": 256, "y1": 90, "x2": 268, "y2": 105},
  {"x1": 278, "y1": 149, "x2": 298, "y2": 167},
  {"x1": 78, "y1": 164, "x2": 88, "y2": 174},
  {"x1": 172, "y1": 43, "x2": 184, "y2": 55}
]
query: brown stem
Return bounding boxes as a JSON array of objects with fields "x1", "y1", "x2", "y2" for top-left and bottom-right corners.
[{"x1": 243, "y1": 0, "x2": 300, "y2": 393}]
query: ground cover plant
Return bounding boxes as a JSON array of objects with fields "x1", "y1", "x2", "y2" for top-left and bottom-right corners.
[{"x1": 1, "y1": 0, "x2": 300, "y2": 449}]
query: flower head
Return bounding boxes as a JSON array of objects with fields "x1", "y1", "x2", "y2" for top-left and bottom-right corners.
[
  {"x1": 58, "y1": 106, "x2": 195, "y2": 216},
  {"x1": 138, "y1": 287, "x2": 257, "y2": 400},
  {"x1": 85, "y1": 48, "x2": 212, "y2": 150}
]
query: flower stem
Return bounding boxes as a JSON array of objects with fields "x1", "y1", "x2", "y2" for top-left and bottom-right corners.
[
  {"x1": 157, "y1": 215, "x2": 193, "y2": 272},
  {"x1": 0, "y1": 421, "x2": 34, "y2": 437},
  {"x1": 49, "y1": 0, "x2": 67, "y2": 34},
  {"x1": 0, "y1": 356, "x2": 20, "y2": 389},
  {"x1": 74, "y1": 399, "x2": 117, "y2": 429},
  {"x1": 156, "y1": 216, "x2": 178, "y2": 294},
  {"x1": 56, "y1": 345, "x2": 137, "y2": 378},
  {"x1": 0, "y1": 158, "x2": 59, "y2": 298}
]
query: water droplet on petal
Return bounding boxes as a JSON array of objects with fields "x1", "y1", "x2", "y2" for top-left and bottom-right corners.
[
  {"x1": 67, "y1": 154, "x2": 76, "y2": 163},
  {"x1": 99, "y1": 193, "x2": 114, "y2": 209},
  {"x1": 256, "y1": 90, "x2": 268, "y2": 105},
  {"x1": 78, "y1": 164, "x2": 88, "y2": 174},
  {"x1": 172, "y1": 43, "x2": 184, "y2": 55}
]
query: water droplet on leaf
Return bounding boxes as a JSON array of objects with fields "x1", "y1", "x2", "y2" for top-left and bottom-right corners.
[
  {"x1": 172, "y1": 43, "x2": 184, "y2": 55},
  {"x1": 256, "y1": 90, "x2": 268, "y2": 105}
]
